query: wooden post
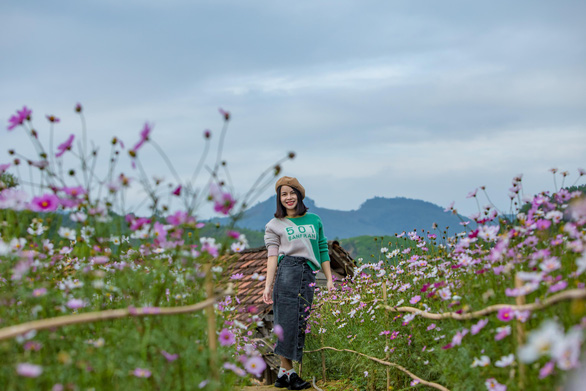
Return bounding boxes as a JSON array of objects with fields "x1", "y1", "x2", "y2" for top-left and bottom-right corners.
[
  {"x1": 321, "y1": 332, "x2": 327, "y2": 382},
  {"x1": 204, "y1": 263, "x2": 219, "y2": 381},
  {"x1": 514, "y1": 274, "x2": 526, "y2": 389}
]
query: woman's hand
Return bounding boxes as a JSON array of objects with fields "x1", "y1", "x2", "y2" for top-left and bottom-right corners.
[
  {"x1": 326, "y1": 280, "x2": 335, "y2": 292},
  {"x1": 263, "y1": 286, "x2": 273, "y2": 304}
]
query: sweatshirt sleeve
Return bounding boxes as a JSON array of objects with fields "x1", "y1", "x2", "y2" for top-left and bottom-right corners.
[
  {"x1": 264, "y1": 220, "x2": 280, "y2": 257},
  {"x1": 318, "y1": 218, "x2": 330, "y2": 263}
]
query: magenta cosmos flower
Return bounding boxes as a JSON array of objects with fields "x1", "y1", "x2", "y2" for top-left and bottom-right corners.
[
  {"x1": 30, "y1": 193, "x2": 60, "y2": 212},
  {"x1": 218, "y1": 328, "x2": 235, "y2": 346},
  {"x1": 131, "y1": 122, "x2": 152, "y2": 153},
  {"x1": 55, "y1": 134, "x2": 75, "y2": 158},
  {"x1": 7, "y1": 106, "x2": 31, "y2": 130},
  {"x1": 166, "y1": 210, "x2": 195, "y2": 226},
  {"x1": 209, "y1": 183, "x2": 235, "y2": 215},
  {"x1": 497, "y1": 307, "x2": 513, "y2": 322}
]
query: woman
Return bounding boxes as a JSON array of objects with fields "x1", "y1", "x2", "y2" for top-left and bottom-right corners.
[{"x1": 263, "y1": 176, "x2": 334, "y2": 390}]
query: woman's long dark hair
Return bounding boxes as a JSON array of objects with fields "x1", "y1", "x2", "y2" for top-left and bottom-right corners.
[{"x1": 274, "y1": 186, "x2": 308, "y2": 218}]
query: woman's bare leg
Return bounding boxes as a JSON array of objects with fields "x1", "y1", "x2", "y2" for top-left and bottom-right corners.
[{"x1": 280, "y1": 356, "x2": 293, "y2": 370}]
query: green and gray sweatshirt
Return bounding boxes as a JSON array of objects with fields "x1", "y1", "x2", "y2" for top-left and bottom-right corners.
[{"x1": 264, "y1": 213, "x2": 330, "y2": 271}]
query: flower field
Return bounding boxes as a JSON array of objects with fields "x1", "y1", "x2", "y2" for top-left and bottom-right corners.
[
  {"x1": 303, "y1": 178, "x2": 586, "y2": 390},
  {"x1": 1, "y1": 105, "x2": 286, "y2": 390},
  {"x1": 2, "y1": 104, "x2": 586, "y2": 391}
]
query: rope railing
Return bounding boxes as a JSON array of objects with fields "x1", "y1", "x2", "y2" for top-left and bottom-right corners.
[
  {"x1": 0, "y1": 285, "x2": 233, "y2": 341},
  {"x1": 304, "y1": 346, "x2": 450, "y2": 391},
  {"x1": 384, "y1": 288, "x2": 586, "y2": 320}
]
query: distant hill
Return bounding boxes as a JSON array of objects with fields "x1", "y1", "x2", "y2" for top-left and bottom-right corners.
[{"x1": 212, "y1": 195, "x2": 469, "y2": 240}]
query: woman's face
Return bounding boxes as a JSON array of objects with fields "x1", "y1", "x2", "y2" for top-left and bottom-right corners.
[{"x1": 280, "y1": 185, "x2": 298, "y2": 214}]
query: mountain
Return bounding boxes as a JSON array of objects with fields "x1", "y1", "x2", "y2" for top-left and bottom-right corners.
[{"x1": 214, "y1": 196, "x2": 469, "y2": 240}]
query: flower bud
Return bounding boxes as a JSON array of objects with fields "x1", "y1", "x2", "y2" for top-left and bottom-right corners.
[
  {"x1": 75, "y1": 103, "x2": 82, "y2": 113},
  {"x1": 129, "y1": 150, "x2": 136, "y2": 158},
  {"x1": 204, "y1": 130, "x2": 211, "y2": 139},
  {"x1": 288, "y1": 152, "x2": 296, "y2": 159}
]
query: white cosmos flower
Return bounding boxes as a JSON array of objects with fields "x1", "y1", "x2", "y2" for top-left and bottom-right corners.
[
  {"x1": 10, "y1": 237, "x2": 26, "y2": 251},
  {"x1": 70, "y1": 211, "x2": 87, "y2": 222},
  {"x1": 551, "y1": 327, "x2": 583, "y2": 370},
  {"x1": 58, "y1": 227, "x2": 76, "y2": 240},
  {"x1": 471, "y1": 355, "x2": 490, "y2": 367},
  {"x1": 576, "y1": 252, "x2": 586, "y2": 276},
  {"x1": 518, "y1": 320, "x2": 564, "y2": 363},
  {"x1": 495, "y1": 354, "x2": 515, "y2": 367}
]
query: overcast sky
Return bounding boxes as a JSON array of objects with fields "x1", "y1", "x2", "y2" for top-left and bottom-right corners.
[{"x1": 2, "y1": 0, "x2": 585, "y2": 220}]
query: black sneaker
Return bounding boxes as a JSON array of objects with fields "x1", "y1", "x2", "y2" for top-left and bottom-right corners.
[
  {"x1": 274, "y1": 374, "x2": 290, "y2": 388},
  {"x1": 287, "y1": 373, "x2": 311, "y2": 390}
]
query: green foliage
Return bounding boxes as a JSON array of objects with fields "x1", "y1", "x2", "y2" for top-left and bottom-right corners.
[{"x1": 0, "y1": 172, "x2": 18, "y2": 189}]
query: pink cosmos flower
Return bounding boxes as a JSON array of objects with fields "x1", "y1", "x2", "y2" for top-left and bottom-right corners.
[
  {"x1": 46, "y1": 115, "x2": 60, "y2": 123},
  {"x1": 131, "y1": 122, "x2": 152, "y2": 153},
  {"x1": 514, "y1": 310, "x2": 530, "y2": 323},
  {"x1": 66, "y1": 298, "x2": 86, "y2": 309},
  {"x1": 16, "y1": 363, "x2": 43, "y2": 377},
  {"x1": 153, "y1": 221, "x2": 168, "y2": 240},
  {"x1": 91, "y1": 256, "x2": 109, "y2": 265},
  {"x1": 133, "y1": 368, "x2": 151, "y2": 378},
  {"x1": 538, "y1": 361, "x2": 555, "y2": 379},
  {"x1": 497, "y1": 307, "x2": 513, "y2": 322},
  {"x1": 471, "y1": 318, "x2": 489, "y2": 335},
  {"x1": 161, "y1": 350, "x2": 178, "y2": 362},
  {"x1": 409, "y1": 295, "x2": 421, "y2": 304},
  {"x1": 495, "y1": 326, "x2": 511, "y2": 341},
  {"x1": 0, "y1": 163, "x2": 10, "y2": 174},
  {"x1": 223, "y1": 362, "x2": 246, "y2": 377},
  {"x1": 32, "y1": 288, "x2": 47, "y2": 297},
  {"x1": 55, "y1": 134, "x2": 75, "y2": 157},
  {"x1": 30, "y1": 193, "x2": 60, "y2": 212},
  {"x1": 426, "y1": 324, "x2": 436, "y2": 331},
  {"x1": 451, "y1": 329, "x2": 469, "y2": 346},
  {"x1": 23, "y1": 341, "x2": 42, "y2": 351},
  {"x1": 218, "y1": 107, "x2": 230, "y2": 120},
  {"x1": 218, "y1": 328, "x2": 235, "y2": 346},
  {"x1": 274, "y1": 324, "x2": 284, "y2": 341},
  {"x1": 244, "y1": 356, "x2": 266, "y2": 377},
  {"x1": 466, "y1": 188, "x2": 478, "y2": 198},
  {"x1": 549, "y1": 280, "x2": 568, "y2": 293},
  {"x1": 61, "y1": 186, "x2": 86, "y2": 198}
]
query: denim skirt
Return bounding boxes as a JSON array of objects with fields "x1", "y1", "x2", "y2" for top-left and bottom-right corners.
[{"x1": 272, "y1": 255, "x2": 316, "y2": 362}]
